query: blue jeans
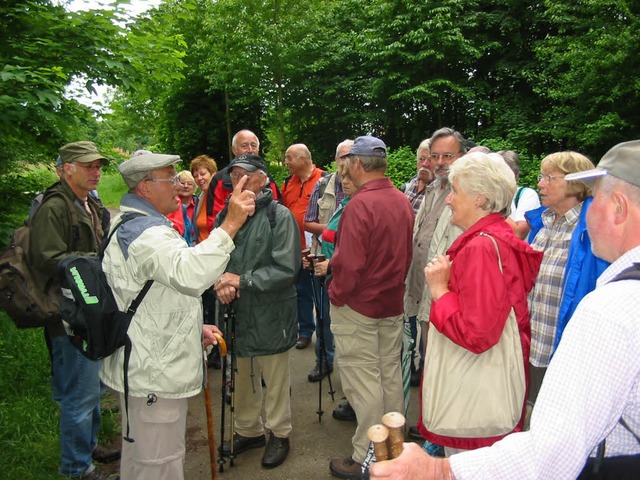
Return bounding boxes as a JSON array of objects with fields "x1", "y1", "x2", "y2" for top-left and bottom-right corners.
[
  {"x1": 313, "y1": 278, "x2": 334, "y2": 366},
  {"x1": 296, "y1": 268, "x2": 316, "y2": 339},
  {"x1": 50, "y1": 335, "x2": 102, "y2": 477}
]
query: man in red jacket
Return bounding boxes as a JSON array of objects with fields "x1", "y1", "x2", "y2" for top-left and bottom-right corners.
[
  {"x1": 281, "y1": 143, "x2": 325, "y2": 350},
  {"x1": 328, "y1": 136, "x2": 414, "y2": 479}
]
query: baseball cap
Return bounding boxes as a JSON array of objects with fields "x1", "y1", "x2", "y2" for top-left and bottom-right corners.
[
  {"x1": 118, "y1": 152, "x2": 182, "y2": 188},
  {"x1": 59, "y1": 141, "x2": 108, "y2": 165},
  {"x1": 340, "y1": 135, "x2": 387, "y2": 158},
  {"x1": 565, "y1": 140, "x2": 640, "y2": 188},
  {"x1": 228, "y1": 154, "x2": 268, "y2": 173}
]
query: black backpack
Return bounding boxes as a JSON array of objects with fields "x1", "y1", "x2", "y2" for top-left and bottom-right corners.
[
  {"x1": 58, "y1": 212, "x2": 153, "y2": 361},
  {"x1": 58, "y1": 212, "x2": 153, "y2": 442}
]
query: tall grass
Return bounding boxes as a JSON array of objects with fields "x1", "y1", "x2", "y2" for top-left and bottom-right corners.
[
  {"x1": 0, "y1": 315, "x2": 121, "y2": 479},
  {"x1": 97, "y1": 172, "x2": 128, "y2": 209}
]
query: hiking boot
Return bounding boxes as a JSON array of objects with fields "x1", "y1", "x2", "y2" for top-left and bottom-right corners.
[
  {"x1": 332, "y1": 400, "x2": 356, "y2": 421},
  {"x1": 92, "y1": 445, "x2": 121, "y2": 464},
  {"x1": 295, "y1": 336, "x2": 311, "y2": 349},
  {"x1": 308, "y1": 363, "x2": 333, "y2": 382},
  {"x1": 329, "y1": 457, "x2": 362, "y2": 479},
  {"x1": 261, "y1": 435, "x2": 290, "y2": 468},
  {"x1": 219, "y1": 433, "x2": 266, "y2": 457}
]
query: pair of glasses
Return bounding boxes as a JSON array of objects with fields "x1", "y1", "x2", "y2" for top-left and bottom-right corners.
[
  {"x1": 537, "y1": 173, "x2": 565, "y2": 183},
  {"x1": 145, "y1": 175, "x2": 180, "y2": 186},
  {"x1": 428, "y1": 152, "x2": 460, "y2": 161},
  {"x1": 73, "y1": 163, "x2": 103, "y2": 172},
  {"x1": 230, "y1": 171, "x2": 258, "y2": 181}
]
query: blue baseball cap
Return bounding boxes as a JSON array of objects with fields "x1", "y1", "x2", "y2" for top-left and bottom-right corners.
[{"x1": 340, "y1": 135, "x2": 387, "y2": 158}]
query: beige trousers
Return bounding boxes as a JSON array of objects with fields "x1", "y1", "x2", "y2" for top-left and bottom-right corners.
[
  {"x1": 119, "y1": 394, "x2": 188, "y2": 480},
  {"x1": 330, "y1": 304, "x2": 404, "y2": 463},
  {"x1": 234, "y1": 350, "x2": 293, "y2": 438}
]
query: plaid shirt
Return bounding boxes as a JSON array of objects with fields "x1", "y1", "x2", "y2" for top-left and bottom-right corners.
[
  {"x1": 303, "y1": 173, "x2": 344, "y2": 222},
  {"x1": 528, "y1": 203, "x2": 582, "y2": 367},
  {"x1": 403, "y1": 176, "x2": 427, "y2": 214}
]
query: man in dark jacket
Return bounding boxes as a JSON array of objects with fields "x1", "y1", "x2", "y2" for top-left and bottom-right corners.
[
  {"x1": 29, "y1": 141, "x2": 117, "y2": 480},
  {"x1": 215, "y1": 154, "x2": 301, "y2": 469}
]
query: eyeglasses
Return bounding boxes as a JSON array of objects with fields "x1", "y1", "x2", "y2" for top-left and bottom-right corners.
[
  {"x1": 145, "y1": 175, "x2": 180, "y2": 186},
  {"x1": 537, "y1": 173, "x2": 566, "y2": 183},
  {"x1": 73, "y1": 163, "x2": 103, "y2": 172},
  {"x1": 230, "y1": 171, "x2": 259, "y2": 181},
  {"x1": 428, "y1": 152, "x2": 460, "y2": 161},
  {"x1": 179, "y1": 181, "x2": 195, "y2": 187}
]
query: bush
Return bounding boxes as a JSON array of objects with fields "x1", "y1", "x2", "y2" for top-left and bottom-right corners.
[{"x1": 386, "y1": 146, "x2": 417, "y2": 189}]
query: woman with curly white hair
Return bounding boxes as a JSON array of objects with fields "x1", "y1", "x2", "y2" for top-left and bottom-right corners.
[{"x1": 417, "y1": 153, "x2": 543, "y2": 455}]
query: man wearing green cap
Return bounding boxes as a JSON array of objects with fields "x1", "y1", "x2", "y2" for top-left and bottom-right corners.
[{"x1": 29, "y1": 141, "x2": 117, "y2": 479}]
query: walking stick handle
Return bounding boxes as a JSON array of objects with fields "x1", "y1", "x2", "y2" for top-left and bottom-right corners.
[
  {"x1": 381, "y1": 412, "x2": 405, "y2": 459},
  {"x1": 367, "y1": 424, "x2": 390, "y2": 461}
]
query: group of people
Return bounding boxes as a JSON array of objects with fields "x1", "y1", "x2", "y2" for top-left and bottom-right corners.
[{"x1": 28, "y1": 129, "x2": 640, "y2": 480}]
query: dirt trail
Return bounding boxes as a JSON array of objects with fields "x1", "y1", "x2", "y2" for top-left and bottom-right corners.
[{"x1": 184, "y1": 338, "x2": 422, "y2": 479}]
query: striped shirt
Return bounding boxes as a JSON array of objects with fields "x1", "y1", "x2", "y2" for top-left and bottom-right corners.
[{"x1": 528, "y1": 204, "x2": 582, "y2": 367}]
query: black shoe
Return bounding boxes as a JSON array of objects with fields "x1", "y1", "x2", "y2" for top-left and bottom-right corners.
[
  {"x1": 219, "y1": 433, "x2": 266, "y2": 456},
  {"x1": 408, "y1": 425, "x2": 423, "y2": 440},
  {"x1": 332, "y1": 400, "x2": 356, "y2": 422},
  {"x1": 261, "y1": 435, "x2": 290, "y2": 468},
  {"x1": 92, "y1": 445, "x2": 121, "y2": 463},
  {"x1": 308, "y1": 363, "x2": 333, "y2": 382},
  {"x1": 410, "y1": 367, "x2": 422, "y2": 387}
]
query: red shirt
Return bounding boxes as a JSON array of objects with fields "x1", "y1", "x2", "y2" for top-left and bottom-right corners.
[
  {"x1": 281, "y1": 166, "x2": 324, "y2": 248},
  {"x1": 328, "y1": 178, "x2": 414, "y2": 318}
]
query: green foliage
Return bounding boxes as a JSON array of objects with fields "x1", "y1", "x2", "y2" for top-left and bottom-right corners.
[
  {"x1": 97, "y1": 172, "x2": 128, "y2": 209},
  {"x1": 386, "y1": 146, "x2": 417, "y2": 189},
  {"x1": 0, "y1": 164, "x2": 58, "y2": 247},
  {"x1": 0, "y1": 314, "x2": 121, "y2": 479},
  {"x1": 0, "y1": 315, "x2": 61, "y2": 479}
]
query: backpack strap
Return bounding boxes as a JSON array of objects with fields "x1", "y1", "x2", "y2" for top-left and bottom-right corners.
[
  {"x1": 266, "y1": 200, "x2": 278, "y2": 230},
  {"x1": 514, "y1": 187, "x2": 525, "y2": 209},
  {"x1": 39, "y1": 190, "x2": 81, "y2": 244}
]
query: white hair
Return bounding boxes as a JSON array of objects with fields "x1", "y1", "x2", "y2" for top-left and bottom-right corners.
[{"x1": 448, "y1": 152, "x2": 517, "y2": 217}]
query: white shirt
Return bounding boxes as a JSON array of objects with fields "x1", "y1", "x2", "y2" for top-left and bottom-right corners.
[
  {"x1": 509, "y1": 186, "x2": 541, "y2": 223},
  {"x1": 451, "y1": 245, "x2": 640, "y2": 479}
]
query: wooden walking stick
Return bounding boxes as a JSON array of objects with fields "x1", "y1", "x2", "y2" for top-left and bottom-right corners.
[
  {"x1": 204, "y1": 334, "x2": 227, "y2": 480},
  {"x1": 381, "y1": 411, "x2": 406, "y2": 459}
]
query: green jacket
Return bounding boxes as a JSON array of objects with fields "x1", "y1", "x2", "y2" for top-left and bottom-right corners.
[
  {"x1": 216, "y1": 188, "x2": 300, "y2": 357},
  {"x1": 28, "y1": 180, "x2": 107, "y2": 333}
]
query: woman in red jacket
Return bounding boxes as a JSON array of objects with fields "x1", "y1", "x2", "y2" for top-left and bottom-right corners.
[{"x1": 419, "y1": 152, "x2": 543, "y2": 454}]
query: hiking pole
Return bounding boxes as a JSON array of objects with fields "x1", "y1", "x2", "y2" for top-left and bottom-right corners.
[
  {"x1": 228, "y1": 300, "x2": 238, "y2": 467},
  {"x1": 204, "y1": 335, "x2": 227, "y2": 480},
  {"x1": 217, "y1": 304, "x2": 230, "y2": 473},
  {"x1": 310, "y1": 254, "x2": 335, "y2": 423}
]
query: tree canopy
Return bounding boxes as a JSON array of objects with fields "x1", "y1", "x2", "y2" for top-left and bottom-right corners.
[{"x1": 2, "y1": 0, "x2": 639, "y2": 172}]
